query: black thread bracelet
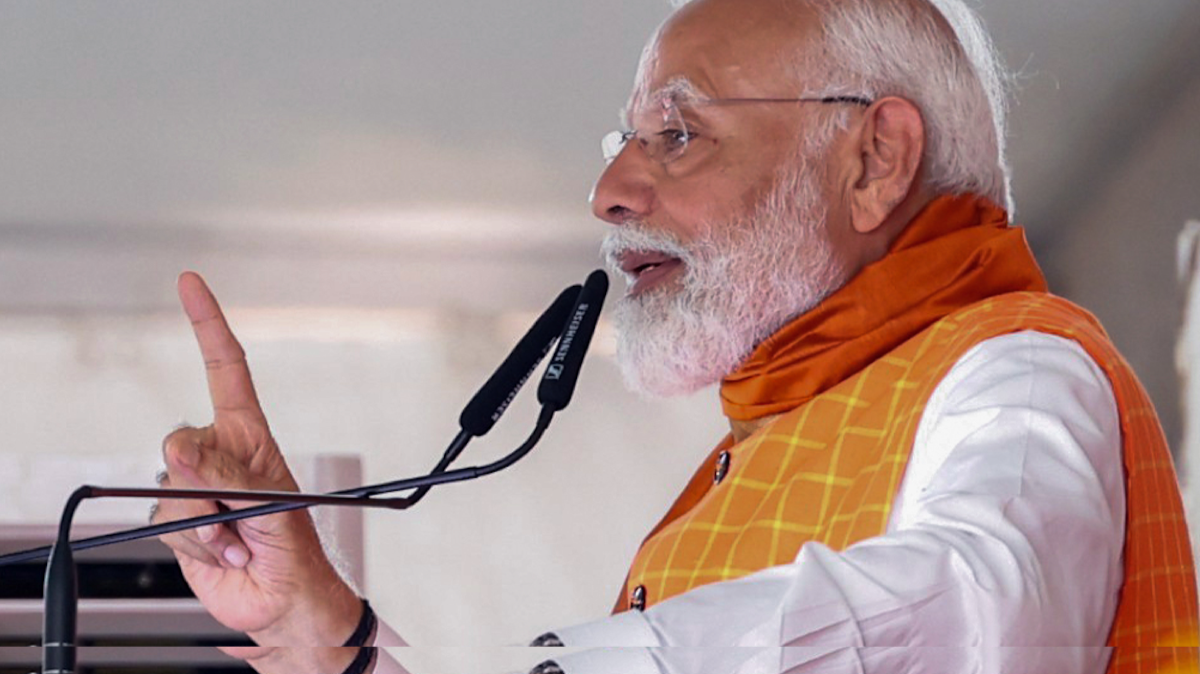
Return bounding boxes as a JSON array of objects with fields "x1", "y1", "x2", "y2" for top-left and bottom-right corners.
[
  {"x1": 340, "y1": 647, "x2": 376, "y2": 674},
  {"x1": 342, "y1": 598, "x2": 377, "y2": 648}
]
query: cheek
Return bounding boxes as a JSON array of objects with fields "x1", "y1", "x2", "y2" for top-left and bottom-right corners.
[
  {"x1": 702, "y1": 158, "x2": 783, "y2": 216},
  {"x1": 658, "y1": 175, "x2": 752, "y2": 237}
]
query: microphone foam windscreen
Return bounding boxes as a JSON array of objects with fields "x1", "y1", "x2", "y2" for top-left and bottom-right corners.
[
  {"x1": 458, "y1": 285, "x2": 582, "y2": 436},
  {"x1": 537, "y1": 270, "x2": 608, "y2": 412}
]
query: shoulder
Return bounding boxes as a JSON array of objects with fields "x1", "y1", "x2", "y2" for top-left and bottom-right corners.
[
  {"x1": 936, "y1": 330, "x2": 1114, "y2": 402},
  {"x1": 890, "y1": 330, "x2": 1123, "y2": 528},
  {"x1": 923, "y1": 329, "x2": 1120, "y2": 455}
]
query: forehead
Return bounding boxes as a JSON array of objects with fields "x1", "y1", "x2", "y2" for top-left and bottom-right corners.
[{"x1": 626, "y1": 0, "x2": 821, "y2": 117}]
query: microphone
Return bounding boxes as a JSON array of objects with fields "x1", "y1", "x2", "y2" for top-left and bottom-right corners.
[
  {"x1": 406, "y1": 282, "x2": 580, "y2": 506},
  {"x1": 460, "y1": 284, "x2": 582, "y2": 436},
  {"x1": 0, "y1": 281, "x2": 590, "y2": 571},
  {"x1": 0, "y1": 271, "x2": 608, "y2": 674},
  {"x1": 538, "y1": 269, "x2": 609, "y2": 411}
]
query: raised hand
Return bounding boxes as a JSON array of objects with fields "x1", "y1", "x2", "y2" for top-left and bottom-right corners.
[{"x1": 152, "y1": 272, "x2": 362, "y2": 651}]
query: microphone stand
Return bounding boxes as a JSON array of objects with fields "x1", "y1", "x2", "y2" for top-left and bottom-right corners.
[
  {"x1": 21, "y1": 267, "x2": 607, "y2": 674},
  {"x1": 39, "y1": 407, "x2": 554, "y2": 674}
]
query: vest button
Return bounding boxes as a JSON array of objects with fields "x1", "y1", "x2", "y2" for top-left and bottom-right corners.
[
  {"x1": 714, "y1": 450, "x2": 731, "y2": 484},
  {"x1": 631, "y1": 584, "x2": 647, "y2": 611}
]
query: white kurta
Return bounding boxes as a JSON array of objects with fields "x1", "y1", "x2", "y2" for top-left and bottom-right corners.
[{"x1": 376, "y1": 330, "x2": 1126, "y2": 674}]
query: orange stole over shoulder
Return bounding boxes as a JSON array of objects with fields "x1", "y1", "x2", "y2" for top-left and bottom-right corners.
[{"x1": 617, "y1": 196, "x2": 1198, "y2": 673}]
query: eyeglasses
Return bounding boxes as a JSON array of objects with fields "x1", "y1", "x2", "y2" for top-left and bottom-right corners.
[{"x1": 601, "y1": 95, "x2": 873, "y2": 166}]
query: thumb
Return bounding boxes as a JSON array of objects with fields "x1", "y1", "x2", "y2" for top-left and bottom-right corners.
[{"x1": 166, "y1": 425, "x2": 256, "y2": 493}]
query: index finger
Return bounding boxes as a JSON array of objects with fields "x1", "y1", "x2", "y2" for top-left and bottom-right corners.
[{"x1": 177, "y1": 271, "x2": 264, "y2": 419}]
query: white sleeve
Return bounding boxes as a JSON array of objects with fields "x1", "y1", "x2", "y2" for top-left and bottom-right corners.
[{"x1": 543, "y1": 331, "x2": 1126, "y2": 674}]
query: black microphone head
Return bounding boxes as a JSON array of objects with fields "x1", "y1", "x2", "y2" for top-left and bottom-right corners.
[
  {"x1": 537, "y1": 269, "x2": 608, "y2": 412},
  {"x1": 458, "y1": 284, "x2": 582, "y2": 437}
]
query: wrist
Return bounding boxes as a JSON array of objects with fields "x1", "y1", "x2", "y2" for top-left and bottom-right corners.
[
  {"x1": 341, "y1": 599, "x2": 377, "y2": 647},
  {"x1": 250, "y1": 573, "x2": 363, "y2": 646},
  {"x1": 242, "y1": 647, "x2": 362, "y2": 674}
]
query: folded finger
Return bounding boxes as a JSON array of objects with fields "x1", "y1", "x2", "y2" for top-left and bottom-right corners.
[
  {"x1": 155, "y1": 448, "x2": 244, "y2": 565},
  {"x1": 154, "y1": 494, "x2": 253, "y2": 569},
  {"x1": 151, "y1": 491, "x2": 223, "y2": 568},
  {"x1": 160, "y1": 427, "x2": 262, "y2": 564}
]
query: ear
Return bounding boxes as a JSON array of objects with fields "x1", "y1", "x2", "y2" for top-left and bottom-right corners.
[{"x1": 848, "y1": 97, "x2": 926, "y2": 234}]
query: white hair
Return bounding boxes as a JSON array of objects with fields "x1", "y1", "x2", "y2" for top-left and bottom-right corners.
[{"x1": 670, "y1": 0, "x2": 1015, "y2": 214}]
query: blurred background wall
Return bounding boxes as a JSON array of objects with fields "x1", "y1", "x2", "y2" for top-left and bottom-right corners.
[{"x1": 1, "y1": 1, "x2": 1198, "y2": 672}]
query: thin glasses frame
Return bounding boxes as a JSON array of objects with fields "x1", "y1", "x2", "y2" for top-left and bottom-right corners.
[{"x1": 601, "y1": 95, "x2": 874, "y2": 165}]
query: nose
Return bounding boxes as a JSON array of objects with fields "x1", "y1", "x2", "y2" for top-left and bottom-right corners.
[{"x1": 590, "y1": 145, "x2": 656, "y2": 225}]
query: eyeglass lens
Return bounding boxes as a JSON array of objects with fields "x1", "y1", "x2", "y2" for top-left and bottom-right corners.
[{"x1": 601, "y1": 98, "x2": 688, "y2": 165}]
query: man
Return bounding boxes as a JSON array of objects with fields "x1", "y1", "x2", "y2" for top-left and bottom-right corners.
[{"x1": 153, "y1": 0, "x2": 1199, "y2": 672}]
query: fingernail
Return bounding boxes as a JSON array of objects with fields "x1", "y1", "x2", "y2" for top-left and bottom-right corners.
[
  {"x1": 197, "y1": 524, "x2": 216, "y2": 542},
  {"x1": 224, "y1": 545, "x2": 249, "y2": 568},
  {"x1": 177, "y1": 442, "x2": 199, "y2": 467}
]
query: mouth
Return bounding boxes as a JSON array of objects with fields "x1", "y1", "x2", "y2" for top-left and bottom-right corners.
[{"x1": 617, "y1": 251, "x2": 684, "y2": 296}]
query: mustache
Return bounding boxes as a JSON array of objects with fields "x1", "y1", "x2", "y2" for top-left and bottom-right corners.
[{"x1": 600, "y1": 223, "x2": 692, "y2": 278}]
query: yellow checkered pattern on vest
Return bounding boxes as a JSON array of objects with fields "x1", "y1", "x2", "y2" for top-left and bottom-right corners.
[{"x1": 623, "y1": 293, "x2": 1198, "y2": 673}]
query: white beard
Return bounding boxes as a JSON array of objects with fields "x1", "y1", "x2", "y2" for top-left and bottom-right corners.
[{"x1": 602, "y1": 153, "x2": 849, "y2": 398}]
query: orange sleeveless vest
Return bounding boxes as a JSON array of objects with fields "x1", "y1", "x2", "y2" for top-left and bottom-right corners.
[{"x1": 620, "y1": 293, "x2": 1198, "y2": 673}]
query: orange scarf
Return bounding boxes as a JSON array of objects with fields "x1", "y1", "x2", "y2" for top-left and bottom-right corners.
[{"x1": 721, "y1": 194, "x2": 1048, "y2": 421}]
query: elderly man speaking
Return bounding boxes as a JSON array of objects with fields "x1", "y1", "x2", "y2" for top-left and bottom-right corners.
[{"x1": 152, "y1": 0, "x2": 1199, "y2": 672}]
